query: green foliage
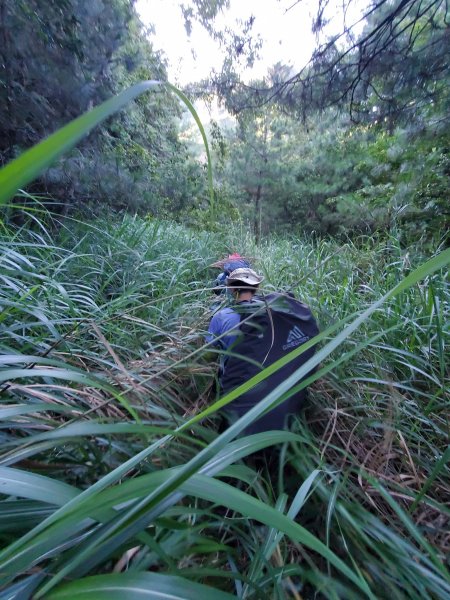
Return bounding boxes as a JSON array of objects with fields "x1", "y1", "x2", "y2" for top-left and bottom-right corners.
[
  {"x1": 406, "y1": 146, "x2": 450, "y2": 239},
  {"x1": 321, "y1": 124, "x2": 450, "y2": 242},
  {"x1": 0, "y1": 212, "x2": 448, "y2": 598},
  {"x1": 2, "y1": 0, "x2": 448, "y2": 241},
  {"x1": 0, "y1": 0, "x2": 208, "y2": 217},
  {"x1": 188, "y1": 0, "x2": 449, "y2": 242},
  {"x1": 216, "y1": 99, "x2": 307, "y2": 240},
  {"x1": 45, "y1": 572, "x2": 238, "y2": 599},
  {"x1": 0, "y1": 3, "x2": 449, "y2": 592},
  {"x1": 220, "y1": 107, "x2": 449, "y2": 241}
]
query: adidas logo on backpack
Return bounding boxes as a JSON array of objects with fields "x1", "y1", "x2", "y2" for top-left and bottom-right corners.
[{"x1": 282, "y1": 325, "x2": 309, "y2": 350}]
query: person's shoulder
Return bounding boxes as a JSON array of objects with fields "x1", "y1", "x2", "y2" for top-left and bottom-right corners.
[
  {"x1": 208, "y1": 305, "x2": 241, "y2": 339},
  {"x1": 213, "y1": 305, "x2": 236, "y2": 318},
  {"x1": 210, "y1": 305, "x2": 237, "y2": 324}
]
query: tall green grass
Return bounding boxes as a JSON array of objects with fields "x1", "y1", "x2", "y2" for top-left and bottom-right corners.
[
  {"x1": 0, "y1": 212, "x2": 448, "y2": 599},
  {"x1": 0, "y1": 79, "x2": 448, "y2": 598}
]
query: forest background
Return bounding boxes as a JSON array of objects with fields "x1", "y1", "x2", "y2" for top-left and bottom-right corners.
[
  {"x1": 0, "y1": 1, "x2": 449, "y2": 599},
  {"x1": 1, "y1": 0, "x2": 448, "y2": 240}
]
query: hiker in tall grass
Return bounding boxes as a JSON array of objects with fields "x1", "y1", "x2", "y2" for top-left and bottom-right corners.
[{"x1": 206, "y1": 267, "x2": 319, "y2": 434}]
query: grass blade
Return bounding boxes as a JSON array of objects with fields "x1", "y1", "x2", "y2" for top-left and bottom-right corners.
[{"x1": 45, "y1": 572, "x2": 238, "y2": 599}]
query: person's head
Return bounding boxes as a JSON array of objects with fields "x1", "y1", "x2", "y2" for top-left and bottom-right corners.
[
  {"x1": 211, "y1": 253, "x2": 250, "y2": 274},
  {"x1": 226, "y1": 268, "x2": 264, "y2": 299},
  {"x1": 211, "y1": 253, "x2": 252, "y2": 295}
]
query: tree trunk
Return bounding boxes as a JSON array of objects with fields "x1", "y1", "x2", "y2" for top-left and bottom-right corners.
[
  {"x1": 254, "y1": 182, "x2": 262, "y2": 244},
  {"x1": 0, "y1": 0, "x2": 14, "y2": 162}
]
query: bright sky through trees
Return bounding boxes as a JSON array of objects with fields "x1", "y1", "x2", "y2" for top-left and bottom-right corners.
[{"x1": 136, "y1": 0, "x2": 320, "y2": 84}]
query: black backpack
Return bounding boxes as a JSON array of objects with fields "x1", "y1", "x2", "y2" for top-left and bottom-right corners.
[{"x1": 220, "y1": 293, "x2": 319, "y2": 434}]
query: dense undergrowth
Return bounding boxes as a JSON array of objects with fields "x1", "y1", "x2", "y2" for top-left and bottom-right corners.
[{"x1": 0, "y1": 212, "x2": 448, "y2": 599}]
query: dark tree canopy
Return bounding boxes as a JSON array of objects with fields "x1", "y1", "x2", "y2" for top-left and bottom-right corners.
[{"x1": 0, "y1": 0, "x2": 208, "y2": 216}]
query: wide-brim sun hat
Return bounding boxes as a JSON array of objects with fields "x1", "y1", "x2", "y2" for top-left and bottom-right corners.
[{"x1": 226, "y1": 268, "x2": 264, "y2": 286}]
